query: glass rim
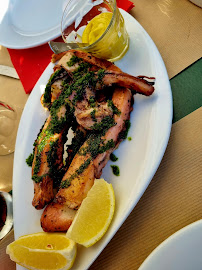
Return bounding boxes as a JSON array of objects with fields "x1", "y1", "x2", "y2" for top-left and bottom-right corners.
[{"x1": 61, "y1": 0, "x2": 117, "y2": 50}]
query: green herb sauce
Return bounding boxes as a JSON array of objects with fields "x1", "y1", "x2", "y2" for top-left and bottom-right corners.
[
  {"x1": 67, "y1": 129, "x2": 86, "y2": 159},
  {"x1": 107, "y1": 100, "x2": 121, "y2": 115},
  {"x1": 79, "y1": 136, "x2": 115, "y2": 159},
  {"x1": 89, "y1": 96, "x2": 96, "y2": 108},
  {"x1": 32, "y1": 174, "x2": 47, "y2": 183},
  {"x1": 79, "y1": 136, "x2": 101, "y2": 158},
  {"x1": 110, "y1": 153, "x2": 118, "y2": 162},
  {"x1": 72, "y1": 62, "x2": 91, "y2": 77},
  {"x1": 33, "y1": 153, "x2": 41, "y2": 175},
  {"x1": 111, "y1": 165, "x2": 120, "y2": 176},
  {"x1": 66, "y1": 55, "x2": 81, "y2": 67},
  {"x1": 61, "y1": 157, "x2": 92, "y2": 189},
  {"x1": 47, "y1": 139, "x2": 59, "y2": 173},
  {"x1": 26, "y1": 153, "x2": 34, "y2": 167},
  {"x1": 60, "y1": 179, "x2": 71, "y2": 189},
  {"x1": 43, "y1": 69, "x2": 62, "y2": 108},
  {"x1": 90, "y1": 116, "x2": 116, "y2": 134},
  {"x1": 76, "y1": 157, "x2": 92, "y2": 175},
  {"x1": 90, "y1": 109, "x2": 97, "y2": 122},
  {"x1": 28, "y1": 56, "x2": 123, "y2": 185},
  {"x1": 97, "y1": 69, "x2": 105, "y2": 81},
  {"x1": 98, "y1": 139, "x2": 115, "y2": 154},
  {"x1": 119, "y1": 120, "x2": 131, "y2": 140}
]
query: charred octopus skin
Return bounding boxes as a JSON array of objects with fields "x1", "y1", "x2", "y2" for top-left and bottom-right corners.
[{"x1": 25, "y1": 50, "x2": 155, "y2": 231}]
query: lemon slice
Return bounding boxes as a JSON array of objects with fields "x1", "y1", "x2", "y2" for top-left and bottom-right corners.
[
  {"x1": 6, "y1": 232, "x2": 77, "y2": 270},
  {"x1": 66, "y1": 179, "x2": 115, "y2": 247},
  {"x1": 82, "y1": 12, "x2": 113, "y2": 45}
]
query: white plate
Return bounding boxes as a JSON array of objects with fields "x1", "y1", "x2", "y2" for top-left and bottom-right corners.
[
  {"x1": 139, "y1": 220, "x2": 202, "y2": 270},
  {"x1": 13, "y1": 10, "x2": 172, "y2": 270},
  {"x1": 0, "y1": 0, "x2": 67, "y2": 49}
]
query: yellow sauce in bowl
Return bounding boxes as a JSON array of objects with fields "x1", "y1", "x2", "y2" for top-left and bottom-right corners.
[
  {"x1": 81, "y1": 8, "x2": 129, "y2": 61},
  {"x1": 82, "y1": 13, "x2": 113, "y2": 45}
]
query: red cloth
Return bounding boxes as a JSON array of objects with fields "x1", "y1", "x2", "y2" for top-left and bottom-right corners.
[
  {"x1": 116, "y1": 0, "x2": 135, "y2": 12},
  {"x1": 7, "y1": 1, "x2": 135, "y2": 94}
]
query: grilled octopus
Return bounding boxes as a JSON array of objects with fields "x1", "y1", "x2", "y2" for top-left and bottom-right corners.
[{"x1": 27, "y1": 50, "x2": 155, "y2": 231}]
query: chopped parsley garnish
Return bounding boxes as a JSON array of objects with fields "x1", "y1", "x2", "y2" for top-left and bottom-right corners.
[
  {"x1": 107, "y1": 100, "x2": 121, "y2": 115},
  {"x1": 72, "y1": 62, "x2": 91, "y2": 77},
  {"x1": 90, "y1": 116, "x2": 116, "y2": 134},
  {"x1": 33, "y1": 153, "x2": 41, "y2": 175},
  {"x1": 79, "y1": 136, "x2": 115, "y2": 159},
  {"x1": 67, "y1": 55, "x2": 81, "y2": 67},
  {"x1": 90, "y1": 109, "x2": 97, "y2": 122},
  {"x1": 89, "y1": 96, "x2": 96, "y2": 108},
  {"x1": 111, "y1": 165, "x2": 120, "y2": 176},
  {"x1": 26, "y1": 153, "x2": 34, "y2": 167},
  {"x1": 60, "y1": 179, "x2": 71, "y2": 189},
  {"x1": 60, "y1": 157, "x2": 92, "y2": 189},
  {"x1": 66, "y1": 129, "x2": 86, "y2": 161},
  {"x1": 47, "y1": 139, "x2": 59, "y2": 174},
  {"x1": 97, "y1": 69, "x2": 105, "y2": 81},
  {"x1": 32, "y1": 174, "x2": 46, "y2": 183},
  {"x1": 119, "y1": 120, "x2": 131, "y2": 140},
  {"x1": 98, "y1": 139, "x2": 115, "y2": 154},
  {"x1": 28, "y1": 55, "x2": 128, "y2": 186},
  {"x1": 43, "y1": 69, "x2": 64, "y2": 108},
  {"x1": 110, "y1": 153, "x2": 118, "y2": 162}
]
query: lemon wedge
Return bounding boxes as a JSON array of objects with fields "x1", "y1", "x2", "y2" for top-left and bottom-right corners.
[
  {"x1": 66, "y1": 179, "x2": 115, "y2": 247},
  {"x1": 82, "y1": 12, "x2": 112, "y2": 45},
  {"x1": 6, "y1": 232, "x2": 77, "y2": 270}
]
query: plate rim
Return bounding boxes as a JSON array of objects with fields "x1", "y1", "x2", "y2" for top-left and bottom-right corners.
[
  {"x1": 138, "y1": 219, "x2": 202, "y2": 270},
  {"x1": 0, "y1": 0, "x2": 64, "y2": 49}
]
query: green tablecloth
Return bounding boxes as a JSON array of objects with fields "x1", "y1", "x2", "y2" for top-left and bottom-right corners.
[{"x1": 171, "y1": 58, "x2": 202, "y2": 123}]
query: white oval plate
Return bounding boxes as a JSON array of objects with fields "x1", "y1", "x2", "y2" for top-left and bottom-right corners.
[
  {"x1": 0, "y1": 0, "x2": 66, "y2": 49},
  {"x1": 13, "y1": 10, "x2": 172, "y2": 270},
  {"x1": 139, "y1": 220, "x2": 202, "y2": 270}
]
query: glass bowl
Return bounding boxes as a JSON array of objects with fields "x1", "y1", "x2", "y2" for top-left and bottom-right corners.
[{"x1": 61, "y1": 0, "x2": 129, "y2": 61}]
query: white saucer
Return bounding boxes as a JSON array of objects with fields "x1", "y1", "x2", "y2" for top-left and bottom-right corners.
[
  {"x1": 139, "y1": 220, "x2": 202, "y2": 270},
  {"x1": 0, "y1": 0, "x2": 67, "y2": 49}
]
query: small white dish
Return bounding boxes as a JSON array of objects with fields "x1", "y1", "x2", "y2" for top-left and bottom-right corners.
[
  {"x1": 189, "y1": 0, "x2": 202, "y2": 8},
  {"x1": 0, "y1": 0, "x2": 67, "y2": 49},
  {"x1": 139, "y1": 220, "x2": 202, "y2": 270}
]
